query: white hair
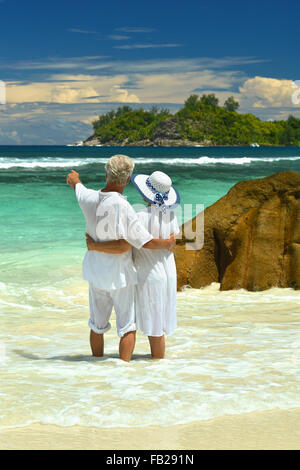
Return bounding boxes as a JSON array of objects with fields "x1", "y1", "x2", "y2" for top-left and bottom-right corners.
[{"x1": 105, "y1": 154, "x2": 135, "y2": 185}]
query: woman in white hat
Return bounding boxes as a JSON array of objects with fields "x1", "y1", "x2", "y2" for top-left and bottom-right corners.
[
  {"x1": 129, "y1": 171, "x2": 180, "y2": 358},
  {"x1": 85, "y1": 170, "x2": 180, "y2": 359}
]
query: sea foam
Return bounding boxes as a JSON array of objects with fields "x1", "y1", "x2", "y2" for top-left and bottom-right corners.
[
  {"x1": 1, "y1": 284, "x2": 299, "y2": 429},
  {"x1": 1, "y1": 155, "x2": 300, "y2": 169}
]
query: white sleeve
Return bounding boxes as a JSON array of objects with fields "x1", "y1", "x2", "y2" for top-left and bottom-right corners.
[
  {"x1": 119, "y1": 203, "x2": 153, "y2": 249},
  {"x1": 75, "y1": 183, "x2": 99, "y2": 208},
  {"x1": 172, "y1": 215, "x2": 181, "y2": 236}
]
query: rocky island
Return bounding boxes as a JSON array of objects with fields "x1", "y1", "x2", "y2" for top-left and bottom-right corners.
[{"x1": 83, "y1": 94, "x2": 300, "y2": 147}]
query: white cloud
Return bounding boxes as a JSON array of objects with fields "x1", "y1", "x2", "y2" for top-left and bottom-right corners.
[
  {"x1": 116, "y1": 27, "x2": 155, "y2": 33},
  {"x1": 5, "y1": 66, "x2": 241, "y2": 105},
  {"x1": 115, "y1": 43, "x2": 182, "y2": 49},
  {"x1": 3, "y1": 56, "x2": 253, "y2": 106},
  {"x1": 1, "y1": 55, "x2": 267, "y2": 75},
  {"x1": 4, "y1": 56, "x2": 109, "y2": 70},
  {"x1": 109, "y1": 85, "x2": 140, "y2": 103},
  {"x1": 68, "y1": 28, "x2": 97, "y2": 34},
  {"x1": 7, "y1": 58, "x2": 289, "y2": 113},
  {"x1": 84, "y1": 56, "x2": 269, "y2": 73},
  {"x1": 108, "y1": 35, "x2": 130, "y2": 40},
  {"x1": 239, "y1": 76, "x2": 300, "y2": 108},
  {"x1": 6, "y1": 74, "x2": 140, "y2": 104},
  {"x1": 128, "y1": 70, "x2": 241, "y2": 103}
]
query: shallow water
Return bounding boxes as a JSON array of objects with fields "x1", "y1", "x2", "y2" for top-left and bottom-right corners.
[
  {"x1": 1, "y1": 145, "x2": 300, "y2": 430},
  {"x1": 1, "y1": 281, "x2": 300, "y2": 429}
]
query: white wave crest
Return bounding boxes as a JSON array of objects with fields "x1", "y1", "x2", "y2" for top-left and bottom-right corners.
[{"x1": 0, "y1": 155, "x2": 300, "y2": 169}]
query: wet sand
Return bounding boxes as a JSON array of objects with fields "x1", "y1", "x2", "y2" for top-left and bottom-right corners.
[{"x1": 1, "y1": 408, "x2": 299, "y2": 450}]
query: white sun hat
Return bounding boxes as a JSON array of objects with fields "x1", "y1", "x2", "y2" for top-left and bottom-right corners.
[{"x1": 131, "y1": 171, "x2": 180, "y2": 211}]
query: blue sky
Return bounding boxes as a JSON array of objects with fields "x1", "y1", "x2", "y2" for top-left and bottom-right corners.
[{"x1": 0, "y1": 0, "x2": 299, "y2": 144}]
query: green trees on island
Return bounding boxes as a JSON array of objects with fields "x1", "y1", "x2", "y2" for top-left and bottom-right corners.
[
  {"x1": 92, "y1": 105, "x2": 171, "y2": 144},
  {"x1": 91, "y1": 94, "x2": 300, "y2": 145},
  {"x1": 224, "y1": 96, "x2": 240, "y2": 112},
  {"x1": 199, "y1": 93, "x2": 219, "y2": 108}
]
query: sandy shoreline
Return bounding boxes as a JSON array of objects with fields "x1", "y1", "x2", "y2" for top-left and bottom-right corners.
[{"x1": 1, "y1": 408, "x2": 299, "y2": 450}]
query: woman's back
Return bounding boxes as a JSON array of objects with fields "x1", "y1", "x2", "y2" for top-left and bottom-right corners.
[
  {"x1": 130, "y1": 170, "x2": 181, "y2": 342},
  {"x1": 132, "y1": 206, "x2": 179, "y2": 280}
]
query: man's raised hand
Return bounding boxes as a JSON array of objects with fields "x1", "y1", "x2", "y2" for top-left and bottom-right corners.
[{"x1": 67, "y1": 170, "x2": 81, "y2": 189}]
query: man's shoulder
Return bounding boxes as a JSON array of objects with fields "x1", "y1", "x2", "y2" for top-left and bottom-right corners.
[
  {"x1": 97, "y1": 194, "x2": 137, "y2": 222},
  {"x1": 102, "y1": 193, "x2": 134, "y2": 210},
  {"x1": 76, "y1": 183, "x2": 100, "y2": 202}
]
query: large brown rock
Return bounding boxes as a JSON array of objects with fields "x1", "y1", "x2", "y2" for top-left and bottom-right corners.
[{"x1": 175, "y1": 171, "x2": 300, "y2": 291}]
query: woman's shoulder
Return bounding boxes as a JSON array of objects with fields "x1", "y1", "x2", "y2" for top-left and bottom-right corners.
[{"x1": 136, "y1": 207, "x2": 150, "y2": 219}]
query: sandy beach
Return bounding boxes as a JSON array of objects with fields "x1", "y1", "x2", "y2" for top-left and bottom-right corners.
[{"x1": 1, "y1": 408, "x2": 299, "y2": 450}]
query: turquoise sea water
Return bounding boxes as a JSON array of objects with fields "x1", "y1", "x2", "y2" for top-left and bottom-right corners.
[
  {"x1": 1, "y1": 145, "x2": 300, "y2": 431},
  {"x1": 1, "y1": 145, "x2": 300, "y2": 259}
]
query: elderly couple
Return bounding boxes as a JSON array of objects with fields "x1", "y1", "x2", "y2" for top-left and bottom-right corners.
[{"x1": 67, "y1": 154, "x2": 180, "y2": 362}]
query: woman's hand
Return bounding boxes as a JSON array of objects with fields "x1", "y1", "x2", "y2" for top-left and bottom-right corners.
[
  {"x1": 85, "y1": 232, "x2": 96, "y2": 250},
  {"x1": 167, "y1": 233, "x2": 176, "y2": 251}
]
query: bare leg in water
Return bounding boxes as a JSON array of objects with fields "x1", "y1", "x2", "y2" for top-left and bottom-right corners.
[
  {"x1": 119, "y1": 330, "x2": 136, "y2": 362},
  {"x1": 148, "y1": 335, "x2": 165, "y2": 359},
  {"x1": 90, "y1": 330, "x2": 136, "y2": 362},
  {"x1": 90, "y1": 330, "x2": 104, "y2": 357}
]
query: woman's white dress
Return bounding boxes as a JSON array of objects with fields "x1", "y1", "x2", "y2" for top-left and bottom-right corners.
[{"x1": 132, "y1": 206, "x2": 180, "y2": 337}]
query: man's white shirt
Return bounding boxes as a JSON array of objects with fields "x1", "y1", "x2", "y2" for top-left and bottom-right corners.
[{"x1": 75, "y1": 183, "x2": 153, "y2": 290}]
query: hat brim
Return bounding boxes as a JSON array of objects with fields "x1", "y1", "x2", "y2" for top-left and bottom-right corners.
[{"x1": 131, "y1": 174, "x2": 180, "y2": 208}]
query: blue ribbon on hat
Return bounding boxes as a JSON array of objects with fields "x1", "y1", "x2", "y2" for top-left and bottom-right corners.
[{"x1": 146, "y1": 177, "x2": 169, "y2": 213}]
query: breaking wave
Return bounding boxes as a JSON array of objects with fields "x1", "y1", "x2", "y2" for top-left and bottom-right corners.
[{"x1": 1, "y1": 155, "x2": 300, "y2": 169}]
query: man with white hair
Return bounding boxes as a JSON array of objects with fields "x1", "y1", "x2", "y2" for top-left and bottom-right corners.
[{"x1": 67, "y1": 155, "x2": 175, "y2": 362}]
